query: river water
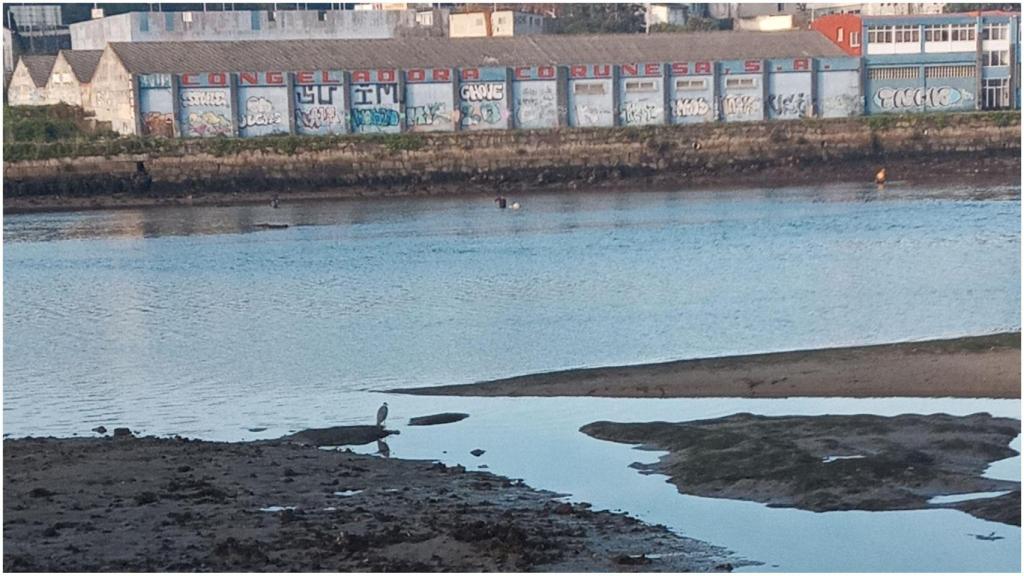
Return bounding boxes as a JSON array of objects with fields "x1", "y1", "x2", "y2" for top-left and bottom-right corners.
[{"x1": 3, "y1": 183, "x2": 1021, "y2": 571}]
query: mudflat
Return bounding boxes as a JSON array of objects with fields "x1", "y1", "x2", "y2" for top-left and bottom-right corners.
[
  {"x1": 2, "y1": 436, "x2": 740, "y2": 572},
  {"x1": 395, "y1": 333, "x2": 1021, "y2": 399},
  {"x1": 581, "y1": 412, "x2": 1021, "y2": 525}
]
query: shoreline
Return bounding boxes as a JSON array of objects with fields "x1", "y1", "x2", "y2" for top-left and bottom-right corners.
[
  {"x1": 4, "y1": 152, "x2": 1019, "y2": 215},
  {"x1": 393, "y1": 332, "x2": 1022, "y2": 399},
  {"x1": 3, "y1": 435, "x2": 741, "y2": 572}
]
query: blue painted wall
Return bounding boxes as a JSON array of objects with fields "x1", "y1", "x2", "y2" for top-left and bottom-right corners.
[
  {"x1": 138, "y1": 73, "x2": 175, "y2": 137},
  {"x1": 567, "y1": 64, "x2": 615, "y2": 127},
  {"x1": 618, "y1": 63, "x2": 665, "y2": 126},
  {"x1": 458, "y1": 67, "x2": 510, "y2": 131},
  {"x1": 178, "y1": 73, "x2": 234, "y2": 138},
  {"x1": 349, "y1": 69, "x2": 401, "y2": 134},
  {"x1": 294, "y1": 70, "x2": 347, "y2": 136},
  {"x1": 236, "y1": 72, "x2": 289, "y2": 137},
  {"x1": 405, "y1": 68, "x2": 455, "y2": 132}
]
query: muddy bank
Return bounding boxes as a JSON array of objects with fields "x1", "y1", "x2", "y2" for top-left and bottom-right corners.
[
  {"x1": 580, "y1": 412, "x2": 1020, "y2": 525},
  {"x1": 2, "y1": 436, "x2": 742, "y2": 572},
  {"x1": 396, "y1": 333, "x2": 1021, "y2": 399},
  {"x1": 3, "y1": 148, "x2": 1020, "y2": 215}
]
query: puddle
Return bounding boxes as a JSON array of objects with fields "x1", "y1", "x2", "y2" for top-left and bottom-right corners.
[
  {"x1": 822, "y1": 455, "x2": 867, "y2": 463},
  {"x1": 333, "y1": 490, "x2": 363, "y2": 497},
  {"x1": 928, "y1": 491, "x2": 1013, "y2": 505},
  {"x1": 258, "y1": 505, "x2": 296, "y2": 513}
]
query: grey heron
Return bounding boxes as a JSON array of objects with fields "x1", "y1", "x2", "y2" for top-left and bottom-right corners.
[{"x1": 376, "y1": 402, "x2": 388, "y2": 427}]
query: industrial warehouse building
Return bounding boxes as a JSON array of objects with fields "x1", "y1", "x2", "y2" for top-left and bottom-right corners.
[
  {"x1": 813, "y1": 10, "x2": 1020, "y2": 110},
  {"x1": 9, "y1": 19, "x2": 1020, "y2": 139}
]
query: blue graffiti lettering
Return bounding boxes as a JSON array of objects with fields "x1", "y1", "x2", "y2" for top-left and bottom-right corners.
[{"x1": 352, "y1": 107, "x2": 400, "y2": 128}]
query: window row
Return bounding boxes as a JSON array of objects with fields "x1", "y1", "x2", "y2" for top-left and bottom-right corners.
[
  {"x1": 924, "y1": 24, "x2": 976, "y2": 43},
  {"x1": 868, "y1": 66, "x2": 919, "y2": 80},
  {"x1": 924, "y1": 65, "x2": 975, "y2": 78}
]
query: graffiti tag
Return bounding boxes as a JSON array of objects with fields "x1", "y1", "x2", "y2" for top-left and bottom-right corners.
[
  {"x1": 297, "y1": 106, "x2": 343, "y2": 130},
  {"x1": 460, "y1": 83, "x2": 505, "y2": 102},
  {"x1": 181, "y1": 90, "x2": 227, "y2": 107},
  {"x1": 460, "y1": 102, "x2": 503, "y2": 128},
  {"x1": 673, "y1": 97, "x2": 711, "y2": 118},
  {"x1": 239, "y1": 96, "x2": 282, "y2": 129},
  {"x1": 722, "y1": 95, "x2": 761, "y2": 117},
  {"x1": 352, "y1": 84, "x2": 397, "y2": 106},
  {"x1": 296, "y1": 85, "x2": 338, "y2": 105},
  {"x1": 407, "y1": 102, "x2": 450, "y2": 127},
  {"x1": 622, "y1": 102, "x2": 661, "y2": 125},
  {"x1": 873, "y1": 86, "x2": 969, "y2": 110},
  {"x1": 352, "y1": 107, "x2": 400, "y2": 129},
  {"x1": 767, "y1": 92, "x2": 809, "y2": 118}
]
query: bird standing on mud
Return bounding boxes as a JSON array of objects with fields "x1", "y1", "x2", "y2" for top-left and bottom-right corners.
[{"x1": 376, "y1": 402, "x2": 388, "y2": 427}]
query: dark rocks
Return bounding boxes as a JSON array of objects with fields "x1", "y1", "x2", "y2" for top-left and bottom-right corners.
[
  {"x1": 91, "y1": 426, "x2": 107, "y2": 435},
  {"x1": 408, "y1": 413, "x2": 469, "y2": 426},
  {"x1": 470, "y1": 449, "x2": 485, "y2": 457},
  {"x1": 113, "y1": 428, "x2": 133, "y2": 438},
  {"x1": 552, "y1": 503, "x2": 573, "y2": 515},
  {"x1": 278, "y1": 425, "x2": 397, "y2": 447},
  {"x1": 29, "y1": 487, "x2": 56, "y2": 498}
]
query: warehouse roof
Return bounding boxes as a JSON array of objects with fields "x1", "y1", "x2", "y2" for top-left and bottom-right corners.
[
  {"x1": 109, "y1": 31, "x2": 846, "y2": 74},
  {"x1": 19, "y1": 55, "x2": 57, "y2": 87},
  {"x1": 60, "y1": 50, "x2": 104, "y2": 83}
]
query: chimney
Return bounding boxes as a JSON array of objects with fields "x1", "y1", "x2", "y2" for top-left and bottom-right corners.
[{"x1": 91, "y1": 8, "x2": 105, "y2": 19}]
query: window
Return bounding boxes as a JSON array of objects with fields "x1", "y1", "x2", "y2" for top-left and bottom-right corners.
[
  {"x1": 837, "y1": 27, "x2": 844, "y2": 43},
  {"x1": 140, "y1": 14, "x2": 149, "y2": 32},
  {"x1": 675, "y1": 78, "x2": 707, "y2": 91},
  {"x1": 950, "y1": 24, "x2": 974, "y2": 42},
  {"x1": 182, "y1": 11, "x2": 193, "y2": 23},
  {"x1": 868, "y1": 66, "x2": 919, "y2": 80},
  {"x1": 924, "y1": 25, "x2": 948, "y2": 42},
  {"x1": 983, "y1": 78, "x2": 1010, "y2": 109},
  {"x1": 983, "y1": 49, "x2": 1010, "y2": 66},
  {"x1": 868, "y1": 25, "x2": 893, "y2": 44},
  {"x1": 625, "y1": 80, "x2": 658, "y2": 93},
  {"x1": 267, "y1": 10, "x2": 276, "y2": 22},
  {"x1": 925, "y1": 65, "x2": 975, "y2": 78},
  {"x1": 894, "y1": 25, "x2": 919, "y2": 43},
  {"x1": 850, "y1": 31, "x2": 860, "y2": 47},
  {"x1": 983, "y1": 23, "x2": 1008, "y2": 40},
  {"x1": 165, "y1": 12, "x2": 175, "y2": 30},
  {"x1": 725, "y1": 77, "x2": 758, "y2": 88},
  {"x1": 250, "y1": 10, "x2": 261, "y2": 30},
  {"x1": 318, "y1": 10, "x2": 327, "y2": 22},
  {"x1": 573, "y1": 82, "x2": 606, "y2": 95}
]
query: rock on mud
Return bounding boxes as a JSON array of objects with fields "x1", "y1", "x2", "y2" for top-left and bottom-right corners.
[
  {"x1": 408, "y1": 412, "x2": 469, "y2": 426},
  {"x1": 277, "y1": 425, "x2": 397, "y2": 447}
]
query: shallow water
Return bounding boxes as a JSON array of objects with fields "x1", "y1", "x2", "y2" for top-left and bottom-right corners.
[{"x1": 3, "y1": 183, "x2": 1021, "y2": 571}]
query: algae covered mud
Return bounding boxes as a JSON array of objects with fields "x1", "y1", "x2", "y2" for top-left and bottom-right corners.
[{"x1": 3, "y1": 181, "x2": 1020, "y2": 571}]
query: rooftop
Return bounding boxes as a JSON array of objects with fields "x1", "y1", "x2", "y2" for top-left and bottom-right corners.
[
  {"x1": 59, "y1": 50, "x2": 103, "y2": 83},
  {"x1": 109, "y1": 31, "x2": 846, "y2": 74},
  {"x1": 19, "y1": 54, "x2": 57, "y2": 87}
]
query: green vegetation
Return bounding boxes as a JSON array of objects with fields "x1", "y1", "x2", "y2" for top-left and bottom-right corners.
[
  {"x1": 649, "y1": 17, "x2": 726, "y2": 33},
  {"x1": 3, "y1": 107, "x2": 1018, "y2": 163},
  {"x1": 943, "y1": 3, "x2": 1018, "y2": 13},
  {"x1": 548, "y1": 4, "x2": 645, "y2": 35}
]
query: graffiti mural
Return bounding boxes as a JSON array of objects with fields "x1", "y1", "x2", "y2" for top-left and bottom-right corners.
[
  {"x1": 350, "y1": 81, "x2": 401, "y2": 134},
  {"x1": 143, "y1": 112, "x2": 174, "y2": 137},
  {"x1": 186, "y1": 111, "x2": 232, "y2": 137},
  {"x1": 767, "y1": 92, "x2": 810, "y2": 118},
  {"x1": 139, "y1": 73, "x2": 174, "y2": 138},
  {"x1": 514, "y1": 82, "x2": 557, "y2": 129},
  {"x1": 239, "y1": 96, "x2": 283, "y2": 129},
  {"x1": 179, "y1": 87, "x2": 233, "y2": 138},
  {"x1": 722, "y1": 95, "x2": 761, "y2": 118},
  {"x1": 295, "y1": 81, "x2": 346, "y2": 135},
  {"x1": 460, "y1": 82, "x2": 507, "y2": 129},
  {"x1": 405, "y1": 80, "x2": 455, "y2": 132},
  {"x1": 673, "y1": 97, "x2": 712, "y2": 118},
  {"x1": 873, "y1": 86, "x2": 973, "y2": 111}
]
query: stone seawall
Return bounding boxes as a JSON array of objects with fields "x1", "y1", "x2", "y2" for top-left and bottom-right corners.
[{"x1": 4, "y1": 113, "x2": 1020, "y2": 207}]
